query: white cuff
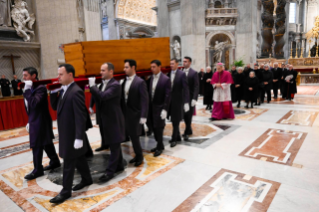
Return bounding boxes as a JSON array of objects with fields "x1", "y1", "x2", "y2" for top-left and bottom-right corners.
[{"x1": 74, "y1": 139, "x2": 83, "y2": 149}]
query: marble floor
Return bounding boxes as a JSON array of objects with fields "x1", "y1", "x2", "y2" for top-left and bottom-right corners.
[{"x1": 1, "y1": 90, "x2": 319, "y2": 211}]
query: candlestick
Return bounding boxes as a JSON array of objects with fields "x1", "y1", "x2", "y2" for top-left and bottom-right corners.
[
  {"x1": 316, "y1": 45, "x2": 319, "y2": 58},
  {"x1": 290, "y1": 47, "x2": 293, "y2": 59},
  {"x1": 295, "y1": 46, "x2": 299, "y2": 58},
  {"x1": 300, "y1": 47, "x2": 304, "y2": 58},
  {"x1": 308, "y1": 39, "x2": 312, "y2": 58}
]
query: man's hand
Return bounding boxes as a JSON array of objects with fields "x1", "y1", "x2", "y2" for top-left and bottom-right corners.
[
  {"x1": 89, "y1": 107, "x2": 94, "y2": 114},
  {"x1": 140, "y1": 118, "x2": 147, "y2": 124},
  {"x1": 74, "y1": 139, "x2": 83, "y2": 149},
  {"x1": 264, "y1": 82, "x2": 268, "y2": 85},
  {"x1": 184, "y1": 103, "x2": 190, "y2": 112},
  {"x1": 235, "y1": 84, "x2": 240, "y2": 88},
  {"x1": 24, "y1": 80, "x2": 33, "y2": 90},
  {"x1": 191, "y1": 99, "x2": 197, "y2": 107},
  {"x1": 88, "y1": 77, "x2": 96, "y2": 87},
  {"x1": 26, "y1": 123, "x2": 29, "y2": 133},
  {"x1": 206, "y1": 79, "x2": 211, "y2": 83},
  {"x1": 215, "y1": 83, "x2": 221, "y2": 88},
  {"x1": 286, "y1": 80, "x2": 290, "y2": 83},
  {"x1": 160, "y1": 110, "x2": 167, "y2": 120},
  {"x1": 249, "y1": 87, "x2": 253, "y2": 91}
]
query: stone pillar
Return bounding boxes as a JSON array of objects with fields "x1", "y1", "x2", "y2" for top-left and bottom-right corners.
[
  {"x1": 284, "y1": 1, "x2": 290, "y2": 60},
  {"x1": 180, "y1": 0, "x2": 206, "y2": 71},
  {"x1": 306, "y1": 0, "x2": 319, "y2": 33},
  {"x1": 236, "y1": 0, "x2": 257, "y2": 64},
  {"x1": 157, "y1": 0, "x2": 170, "y2": 37},
  {"x1": 106, "y1": 0, "x2": 118, "y2": 40}
]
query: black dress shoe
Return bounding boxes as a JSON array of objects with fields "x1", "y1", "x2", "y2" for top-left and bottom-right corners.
[
  {"x1": 209, "y1": 117, "x2": 217, "y2": 121},
  {"x1": 99, "y1": 174, "x2": 114, "y2": 183},
  {"x1": 50, "y1": 194, "x2": 71, "y2": 204},
  {"x1": 146, "y1": 131, "x2": 153, "y2": 136},
  {"x1": 95, "y1": 146, "x2": 109, "y2": 152},
  {"x1": 24, "y1": 172, "x2": 44, "y2": 180},
  {"x1": 43, "y1": 164, "x2": 61, "y2": 171},
  {"x1": 72, "y1": 181, "x2": 93, "y2": 191},
  {"x1": 170, "y1": 141, "x2": 177, "y2": 148},
  {"x1": 151, "y1": 147, "x2": 157, "y2": 152},
  {"x1": 183, "y1": 135, "x2": 189, "y2": 141},
  {"x1": 129, "y1": 157, "x2": 136, "y2": 164},
  {"x1": 134, "y1": 160, "x2": 143, "y2": 167},
  {"x1": 154, "y1": 149, "x2": 163, "y2": 157}
]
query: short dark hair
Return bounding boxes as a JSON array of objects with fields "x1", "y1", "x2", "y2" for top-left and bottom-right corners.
[
  {"x1": 150, "y1": 60, "x2": 161, "y2": 66},
  {"x1": 124, "y1": 59, "x2": 137, "y2": 70},
  {"x1": 184, "y1": 56, "x2": 192, "y2": 62},
  {"x1": 23, "y1": 67, "x2": 38, "y2": 80},
  {"x1": 104, "y1": 62, "x2": 115, "y2": 72},
  {"x1": 171, "y1": 58, "x2": 178, "y2": 63},
  {"x1": 59, "y1": 64, "x2": 75, "y2": 77}
]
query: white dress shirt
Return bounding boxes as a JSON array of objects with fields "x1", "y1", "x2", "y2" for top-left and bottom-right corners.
[
  {"x1": 170, "y1": 70, "x2": 177, "y2": 87},
  {"x1": 102, "y1": 79, "x2": 110, "y2": 91},
  {"x1": 184, "y1": 68, "x2": 190, "y2": 76},
  {"x1": 152, "y1": 72, "x2": 161, "y2": 99},
  {"x1": 61, "y1": 81, "x2": 74, "y2": 99},
  {"x1": 24, "y1": 98, "x2": 28, "y2": 112},
  {"x1": 125, "y1": 74, "x2": 136, "y2": 102}
]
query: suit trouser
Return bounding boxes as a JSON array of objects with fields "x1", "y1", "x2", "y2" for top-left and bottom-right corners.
[
  {"x1": 84, "y1": 133, "x2": 94, "y2": 157},
  {"x1": 171, "y1": 121, "x2": 181, "y2": 141},
  {"x1": 273, "y1": 82, "x2": 279, "y2": 98},
  {"x1": 183, "y1": 106, "x2": 194, "y2": 135},
  {"x1": 153, "y1": 127, "x2": 164, "y2": 150},
  {"x1": 99, "y1": 121, "x2": 109, "y2": 148},
  {"x1": 32, "y1": 143, "x2": 60, "y2": 174},
  {"x1": 128, "y1": 130, "x2": 143, "y2": 160},
  {"x1": 261, "y1": 88, "x2": 271, "y2": 103},
  {"x1": 60, "y1": 155, "x2": 92, "y2": 196},
  {"x1": 106, "y1": 143, "x2": 124, "y2": 176}
]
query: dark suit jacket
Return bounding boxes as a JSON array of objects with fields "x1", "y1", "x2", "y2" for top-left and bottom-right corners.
[
  {"x1": 11, "y1": 79, "x2": 22, "y2": 95},
  {"x1": 0, "y1": 79, "x2": 11, "y2": 96},
  {"x1": 167, "y1": 69, "x2": 190, "y2": 122},
  {"x1": 23, "y1": 85, "x2": 54, "y2": 148},
  {"x1": 271, "y1": 68, "x2": 282, "y2": 81},
  {"x1": 89, "y1": 83, "x2": 103, "y2": 125},
  {"x1": 90, "y1": 78, "x2": 125, "y2": 144},
  {"x1": 148, "y1": 73, "x2": 171, "y2": 129},
  {"x1": 50, "y1": 83, "x2": 93, "y2": 159},
  {"x1": 184, "y1": 68, "x2": 199, "y2": 106},
  {"x1": 121, "y1": 75, "x2": 149, "y2": 136}
]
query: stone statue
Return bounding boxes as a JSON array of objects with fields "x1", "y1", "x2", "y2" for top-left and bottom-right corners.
[
  {"x1": 213, "y1": 41, "x2": 228, "y2": 64},
  {"x1": 171, "y1": 40, "x2": 181, "y2": 60},
  {"x1": 0, "y1": 0, "x2": 12, "y2": 27},
  {"x1": 256, "y1": 43, "x2": 261, "y2": 58},
  {"x1": 11, "y1": 0, "x2": 35, "y2": 42}
]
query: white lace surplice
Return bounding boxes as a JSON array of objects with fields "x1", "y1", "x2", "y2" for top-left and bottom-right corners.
[{"x1": 213, "y1": 83, "x2": 231, "y2": 102}]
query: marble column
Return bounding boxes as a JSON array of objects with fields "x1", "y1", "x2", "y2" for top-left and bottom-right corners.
[
  {"x1": 157, "y1": 0, "x2": 170, "y2": 37},
  {"x1": 106, "y1": 0, "x2": 118, "y2": 39},
  {"x1": 180, "y1": 0, "x2": 205, "y2": 71},
  {"x1": 284, "y1": 0, "x2": 290, "y2": 60}
]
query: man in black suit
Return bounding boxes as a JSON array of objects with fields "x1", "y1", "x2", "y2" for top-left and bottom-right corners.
[
  {"x1": 148, "y1": 60, "x2": 171, "y2": 157},
  {"x1": 89, "y1": 86, "x2": 109, "y2": 152},
  {"x1": 89, "y1": 62, "x2": 125, "y2": 182},
  {"x1": 0, "y1": 75, "x2": 11, "y2": 97},
  {"x1": 49, "y1": 64, "x2": 93, "y2": 204},
  {"x1": 198, "y1": 68, "x2": 205, "y2": 96},
  {"x1": 22, "y1": 67, "x2": 60, "y2": 180},
  {"x1": 182, "y1": 57, "x2": 199, "y2": 141},
  {"x1": 167, "y1": 58, "x2": 190, "y2": 147},
  {"x1": 11, "y1": 75, "x2": 23, "y2": 96},
  {"x1": 281, "y1": 64, "x2": 288, "y2": 98},
  {"x1": 121, "y1": 59, "x2": 148, "y2": 167},
  {"x1": 271, "y1": 63, "x2": 282, "y2": 99}
]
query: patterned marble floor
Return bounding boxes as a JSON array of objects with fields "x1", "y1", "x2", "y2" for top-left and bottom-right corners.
[{"x1": 1, "y1": 91, "x2": 319, "y2": 212}]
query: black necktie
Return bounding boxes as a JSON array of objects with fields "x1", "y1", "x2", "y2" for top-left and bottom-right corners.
[{"x1": 59, "y1": 89, "x2": 64, "y2": 99}]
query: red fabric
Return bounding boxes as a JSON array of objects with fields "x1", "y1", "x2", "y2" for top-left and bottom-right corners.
[
  {"x1": 47, "y1": 96, "x2": 57, "y2": 121},
  {"x1": 0, "y1": 101, "x2": 15, "y2": 130},
  {"x1": 193, "y1": 106, "x2": 196, "y2": 116},
  {"x1": 223, "y1": 101, "x2": 230, "y2": 114},
  {"x1": 211, "y1": 70, "x2": 234, "y2": 85}
]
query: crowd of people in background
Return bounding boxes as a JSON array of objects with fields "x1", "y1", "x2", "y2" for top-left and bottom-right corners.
[
  {"x1": 0, "y1": 74, "x2": 23, "y2": 97},
  {"x1": 198, "y1": 63, "x2": 298, "y2": 110}
]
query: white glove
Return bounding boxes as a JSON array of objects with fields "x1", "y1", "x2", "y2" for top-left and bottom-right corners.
[
  {"x1": 74, "y1": 139, "x2": 83, "y2": 149},
  {"x1": 184, "y1": 103, "x2": 190, "y2": 113},
  {"x1": 89, "y1": 107, "x2": 94, "y2": 114},
  {"x1": 191, "y1": 99, "x2": 197, "y2": 107},
  {"x1": 26, "y1": 123, "x2": 29, "y2": 133},
  {"x1": 24, "y1": 80, "x2": 33, "y2": 90},
  {"x1": 140, "y1": 118, "x2": 147, "y2": 124},
  {"x1": 160, "y1": 110, "x2": 167, "y2": 120},
  {"x1": 89, "y1": 77, "x2": 96, "y2": 87}
]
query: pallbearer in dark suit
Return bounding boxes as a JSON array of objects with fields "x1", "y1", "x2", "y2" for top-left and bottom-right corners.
[
  {"x1": 22, "y1": 67, "x2": 60, "y2": 180},
  {"x1": 89, "y1": 84, "x2": 109, "y2": 152},
  {"x1": 89, "y1": 62, "x2": 125, "y2": 182},
  {"x1": 49, "y1": 64, "x2": 93, "y2": 204},
  {"x1": 121, "y1": 59, "x2": 149, "y2": 167},
  {"x1": 182, "y1": 57, "x2": 199, "y2": 141},
  {"x1": 11, "y1": 75, "x2": 23, "y2": 96},
  {"x1": 148, "y1": 60, "x2": 171, "y2": 157},
  {"x1": 167, "y1": 58, "x2": 190, "y2": 148},
  {"x1": 271, "y1": 63, "x2": 282, "y2": 99}
]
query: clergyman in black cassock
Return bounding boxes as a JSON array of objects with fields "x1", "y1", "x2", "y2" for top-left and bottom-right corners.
[
  {"x1": 22, "y1": 67, "x2": 60, "y2": 180},
  {"x1": 253, "y1": 65, "x2": 263, "y2": 106},
  {"x1": 121, "y1": 59, "x2": 149, "y2": 167},
  {"x1": 148, "y1": 60, "x2": 171, "y2": 157},
  {"x1": 49, "y1": 64, "x2": 93, "y2": 204},
  {"x1": 271, "y1": 63, "x2": 282, "y2": 99},
  {"x1": 244, "y1": 71, "x2": 259, "y2": 108},
  {"x1": 11, "y1": 75, "x2": 23, "y2": 96},
  {"x1": 167, "y1": 58, "x2": 190, "y2": 148},
  {"x1": 89, "y1": 62, "x2": 125, "y2": 182},
  {"x1": 230, "y1": 66, "x2": 237, "y2": 102},
  {"x1": 281, "y1": 64, "x2": 288, "y2": 99},
  {"x1": 0, "y1": 75, "x2": 11, "y2": 97},
  {"x1": 283, "y1": 65, "x2": 297, "y2": 100},
  {"x1": 182, "y1": 57, "x2": 199, "y2": 140},
  {"x1": 261, "y1": 65, "x2": 273, "y2": 103},
  {"x1": 233, "y1": 67, "x2": 246, "y2": 108},
  {"x1": 198, "y1": 68, "x2": 205, "y2": 96},
  {"x1": 203, "y1": 67, "x2": 213, "y2": 110}
]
